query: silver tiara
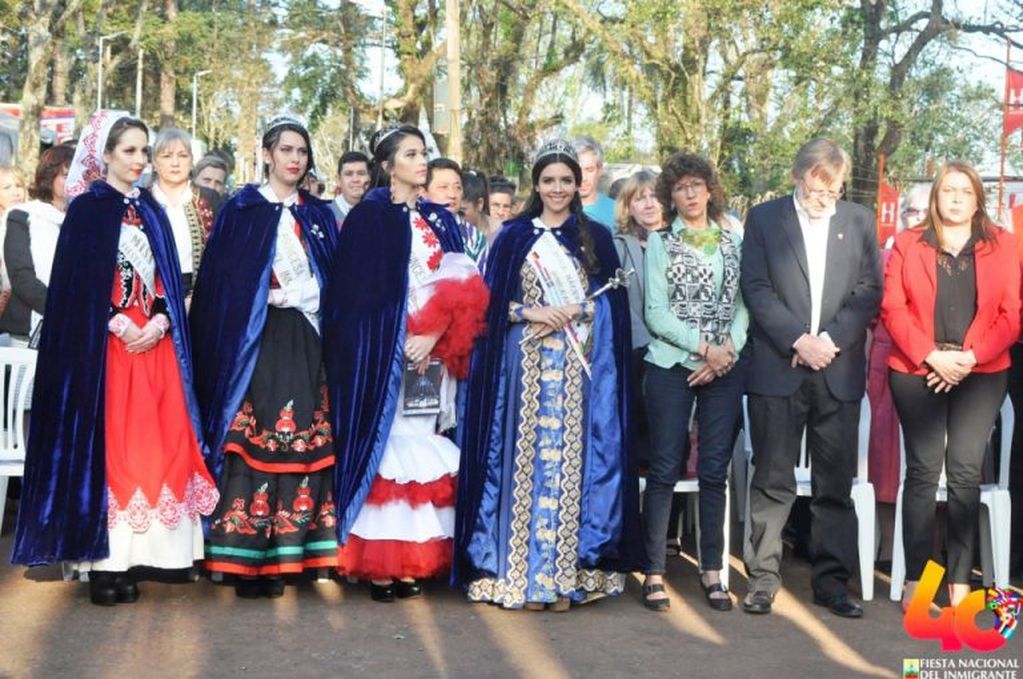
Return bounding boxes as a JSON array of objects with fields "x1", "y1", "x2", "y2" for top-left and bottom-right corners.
[
  {"x1": 264, "y1": 112, "x2": 307, "y2": 136},
  {"x1": 370, "y1": 124, "x2": 406, "y2": 155},
  {"x1": 534, "y1": 139, "x2": 578, "y2": 165}
]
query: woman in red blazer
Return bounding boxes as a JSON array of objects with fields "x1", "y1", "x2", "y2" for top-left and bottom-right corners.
[{"x1": 882, "y1": 160, "x2": 1020, "y2": 610}]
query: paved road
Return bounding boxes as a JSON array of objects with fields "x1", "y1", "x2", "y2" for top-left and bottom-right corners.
[{"x1": 1, "y1": 532, "x2": 1019, "y2": 679}]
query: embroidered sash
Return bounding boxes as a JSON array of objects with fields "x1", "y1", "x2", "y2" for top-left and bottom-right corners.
[
  {"x1": 118, "y1": 222, "x2": 156, "y2": 300},
  {"x1": 183, "y1": 189, "x2": 208, "y2": 275},
  {"x1": 527, "y1": 223, "x2": 591, "y2": 375}
]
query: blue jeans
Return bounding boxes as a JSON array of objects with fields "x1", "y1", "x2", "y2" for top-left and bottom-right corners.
[{"x1": 642, "y1": 362, "x2": 743, "y2": 574}]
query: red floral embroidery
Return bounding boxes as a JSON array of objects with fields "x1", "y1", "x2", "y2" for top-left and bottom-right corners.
[
  {"x1": 427, "y1": 249, "x2": 443, "y2": 271},
  {"x1": 229, "y1": 388, "x2": 333, "y2": 454}
]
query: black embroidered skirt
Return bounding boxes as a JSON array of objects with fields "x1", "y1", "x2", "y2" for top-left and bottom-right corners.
[{"x1": 205, "y1": 307, "x2": 338, "y2": 576}]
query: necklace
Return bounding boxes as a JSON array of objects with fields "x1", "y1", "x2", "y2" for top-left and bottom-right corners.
[{"x1": 682, "y1": 224, "x2": 722, "y2": 256}]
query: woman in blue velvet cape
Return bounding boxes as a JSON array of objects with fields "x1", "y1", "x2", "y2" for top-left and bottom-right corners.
[
  {"x1": 189, "y1": 116, "x2": 340, "y2": 590},
  {"x1": 12, "y1": 115, "x2": 215, "y2": 596},
  {"x1": 324, "y1": 184, "x2": 464, "y2": 539},
  {"x1": 453, "y1": 141, "x2": 644, "y2": 609}
]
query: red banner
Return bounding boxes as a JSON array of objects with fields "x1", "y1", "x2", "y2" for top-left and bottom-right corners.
[
  {"x1": 877, "y1": 181, "x2": 900, "y2": 246},
  {"x1": 1004, "y1": 67, "x2": 1023, "y2": 136}
]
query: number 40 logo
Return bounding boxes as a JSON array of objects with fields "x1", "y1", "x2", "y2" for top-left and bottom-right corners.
[{"x1": 903, "y1": 560, "x2": 1021, "y2": 652}]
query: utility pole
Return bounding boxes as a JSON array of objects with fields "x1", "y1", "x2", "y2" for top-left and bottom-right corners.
[
  {"x1": 191, "y1": 70, "x2": 211, "y2": 137},
  {"x1": 134, "y1": 49, "x2": 144, "y2": 117},
  {"x1": 445, "y1": 0, "x2": 462, "y2": 162},
  {"x1": 96, "y1": 31, "x2": 125, "y2": 111}
]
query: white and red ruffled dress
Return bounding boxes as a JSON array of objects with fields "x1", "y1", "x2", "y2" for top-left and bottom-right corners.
[{"x1": 337, "y1": 208, "x2": 487, "y2": 580}]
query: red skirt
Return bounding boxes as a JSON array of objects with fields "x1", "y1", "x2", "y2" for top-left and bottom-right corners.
[{"x1": 104, "y1": 305, "x2": 217, "y2": 528}]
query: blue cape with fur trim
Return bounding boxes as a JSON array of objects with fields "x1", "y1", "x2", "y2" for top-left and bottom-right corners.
[
  {"x1": 12, "y1": 181, "x2": 199, "y2": 565},
  {"x1": 189, "y1": 184, "x2": 338, "y2": 481},
  {"x1": 322, "y1": 187, "x2": 464, "y2": 543},
  {"x1": 452, "y1": 213, "x2": 645, "y2": 586}
]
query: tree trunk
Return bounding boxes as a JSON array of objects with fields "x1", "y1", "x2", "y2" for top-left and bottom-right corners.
[
  {"x1": 17, "y1": 10, "x2": 55, "y2": 176},
  {"x1": 52, "y1": 39, "x2": 69, "y2": 106},
  {"x1": 159, "y1": 0, "x2": 178, "y2": 129}
]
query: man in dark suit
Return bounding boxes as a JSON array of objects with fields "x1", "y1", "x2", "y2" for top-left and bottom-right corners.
[{"x1": 740, "y1": 138, "x2": 882, "y2": 618}]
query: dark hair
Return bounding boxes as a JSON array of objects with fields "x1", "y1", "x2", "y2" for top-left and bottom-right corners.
[
  {"x1": 208, "y1": 148, "x2": 235, "y2": 173},
  {"x1": 462, "y1": 168, "x2": 489, "y2": 212},
  {"x1": 337, "y1": 150, "x2": 369, "y2": 176},
  {"x1": 31, "y1": 144, "x2": 75, "y2": 203},
  {"x1": 368, "y1": 125, "x2": 426, "y2": 188},
  {"x1": 489, "y1": 180, "x2": 515, "y2": 199},
  {"x1": 105, "y1": 117, "x2": 149, "y2": 153},
  {"x1": 426, "y1": 157, "x2": 462, "y2": 189},
  {"x1": 656, "y1": 151, "x2": 726, "y2": 223},
  {"x1": 522, "y1": 152, "x2": 599, "y2": 274},
  {"x1": 192, "y1": 154, "x2": 229, "y2": 180},
  {"x1": 262, "y1": 122, "x2": 314, "y2": 185}
]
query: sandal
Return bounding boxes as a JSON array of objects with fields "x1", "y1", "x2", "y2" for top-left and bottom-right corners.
[
  {"x1": 700, "y1": 579, "x2": 733, "y2": 612},
  {"x1": 550, "y1": 597, "x2": 571, "y2": 613},
  {"x1": 642, "y1": 582, "x2": 670, "y2": 612}
]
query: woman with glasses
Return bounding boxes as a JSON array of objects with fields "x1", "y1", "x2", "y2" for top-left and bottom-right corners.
[
  {"x1": 640, "y1": 152, "x2": 747, "y2": 612},
  {"x1": 882, "y1": 161, "x2": 1020, "y2": 610}
]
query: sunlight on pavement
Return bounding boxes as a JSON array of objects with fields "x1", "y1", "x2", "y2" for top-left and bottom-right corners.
[
  {"x1": 475, "y1": 603, "x2": 573, "y2": 679},
  {"x1": 401, "y1": 596, "x2": 450, "y2": 678},
  {"x1": 628, "y1": 570, "x2": 726, "y2": 645},
  {"x1": 313, "y1": 578, "x2": 347, "y2": 632}
]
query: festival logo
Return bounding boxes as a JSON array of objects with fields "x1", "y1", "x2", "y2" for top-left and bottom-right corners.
[
  {"x1": 903, "y1": 658, "x2": 921, "y2": 679},
  {"x1": 903, "y1": 560, "x2": 1021, "y2": 652}
]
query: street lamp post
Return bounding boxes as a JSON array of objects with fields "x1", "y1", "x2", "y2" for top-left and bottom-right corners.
[
  {"x1": 96, "y1": 31, "x2": 125, "y2": 111},
  {"x1": 191, "y1": 70, "x2": 212, "y2": 138}
]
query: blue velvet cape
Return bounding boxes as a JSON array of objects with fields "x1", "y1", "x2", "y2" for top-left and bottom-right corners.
[
  {"x1": 189, "y1": 185, "x2": 338, "y2": 480},
  {"x1": 322, "y1": 187, "x2": 464, "y2": 543},
  {"x1": 12, "y1": 181, "x2": 199, "y2": 565},
  {"x1": 452, "y1": 214, "x2": 645, "y2": 586}
]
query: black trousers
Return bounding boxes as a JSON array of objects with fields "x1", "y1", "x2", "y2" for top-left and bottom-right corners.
[
  {"x1": 1006, "y1": 344, "x2": 1023, "y2": 576},
  {"x1": 889, "y1": 369, "x2": 1008, "y2": 583},
  {"x1": 642, "y1": 362, "x2": 744, "y2": 574},
  {"x1": 744, "y1": 371, "x2": 860, "y2": 598}
]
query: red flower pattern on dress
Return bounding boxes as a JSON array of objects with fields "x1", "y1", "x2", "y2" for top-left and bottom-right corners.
[
  {"x1": 229, "y1": 388, "x2": 333, "y2": 454},
  {"x1": 106, "y1": 473, "x2": 219, "y2": 532}
]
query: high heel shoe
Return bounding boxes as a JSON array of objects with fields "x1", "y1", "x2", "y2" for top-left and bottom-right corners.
[
  {"x1": 394, "y1": 580, "x2": 422, "y2": 599},
  {"x1": 113, "y1": 573, "x2": 140, "y2": 604},
  {"x1": 88, "y1": 572, "x2": 117, "y2": 607},
  {"x1": 370, "y1": 582, "x2": 395, "y2": 602},
  {"x1": 261, "y1": 578, "x2": 285, "y2": 598}
]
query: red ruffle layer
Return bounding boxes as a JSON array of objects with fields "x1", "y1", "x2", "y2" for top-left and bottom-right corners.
[
  {"x1": 365, "y1": 474, "x2": 456, "y2": 508},
  {"x1": 337, "y1": 536, "x2": 452, "y2": 580},
  {"x1": 408, "y1": 275, "x2": 489, "y2": 378}
]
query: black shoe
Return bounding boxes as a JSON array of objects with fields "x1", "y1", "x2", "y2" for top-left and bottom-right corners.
[
  {"x1": 700, "y1": 579, "x2": 733, "y2": 612},
  {"x1": 370, "y1": 582, "x2": 395, "y2": 602},
  {"x1": 742, "y1": 590, "x2": 774, "y2": 615},
  {"x1": 88, "y1": 572, "x2": 117, "y2": 607},
  {"x1": 113, "y1": 574, "x2": 140, "y2": 604},
  {"x1": 813, "y1": 592, "x2": 864, "y2": 619},
  {"x1": 394, "y1": 580, "x2": 422, "y2": 599},
  {"x1": 642, "y1": 582, "x2": 670, "y2": 612},
  {"x1": 261, "y1": 578, "x2": 285, "y2": 598},
  {"x1": 235, "y1": 579, "x2": 262, "y2": 599}
]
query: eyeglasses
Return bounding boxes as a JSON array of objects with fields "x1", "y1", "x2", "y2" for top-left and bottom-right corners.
[
  {"x1": 800, "y1": 179, "x2": 841, "y2": 203},
  {"x1": 674, "y1": 181, "x2": 706, "y2": 195}
]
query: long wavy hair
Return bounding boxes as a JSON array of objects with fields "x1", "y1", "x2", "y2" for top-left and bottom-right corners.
[
  {"x1": 521, "y1": 152, "x2": 600, "y2": 274},
  {"x1": 368, "y1": 125, "x2": 426, "y2": 189}
]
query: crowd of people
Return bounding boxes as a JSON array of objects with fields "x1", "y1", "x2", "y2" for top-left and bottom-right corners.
[{"x1": 1, "y1": 110, "x2": 1020, "y2": 622}]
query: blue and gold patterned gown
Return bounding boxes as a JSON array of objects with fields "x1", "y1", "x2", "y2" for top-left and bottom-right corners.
[{"x1": 464, "y1": 223, "x2": 628, "y2": 607}]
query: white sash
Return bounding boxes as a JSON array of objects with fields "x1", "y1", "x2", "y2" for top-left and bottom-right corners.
[
  {"x1": 118, "y1": 222, "x2": 157, "y2": 299},
  {"x1": 527, "y1": 222, "x2": 591, "y2": 375},
  {"x1": 272, "y1": 208, "x2": 319, "y2": 329}
]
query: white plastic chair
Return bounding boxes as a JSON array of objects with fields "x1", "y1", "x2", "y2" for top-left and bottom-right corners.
[
  {"x1": 0, "y1": 347, "x2": 36, "y2": 534},
  {"x1": 889, "y1": 396, "x2": 1013, "y2": 600},
  {"x1": 743, "y1": 395, "x2": 875, "y2": 600},
  {"x1": 638, "y1": 409, "x2": 733, "y2": 590}
]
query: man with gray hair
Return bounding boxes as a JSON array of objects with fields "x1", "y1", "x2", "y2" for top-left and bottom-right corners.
[
  {"x1": 572, "y1": 135, "x2": 616, "y2": 230},
  {"x1": 740, "y1": 137, "x2": 882, "y2": 619}
]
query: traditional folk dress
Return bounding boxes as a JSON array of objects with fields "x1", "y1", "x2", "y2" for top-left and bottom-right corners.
[
  {"x1": 191, "y1": 184, "x2": 339, "y2": 576},
  {"x1": 150, "y1": 182, "x2": 218, "y2": 294},
  {"x1": 454, "y1": 215, "x2": 644, "y2": 608},
  {"x1": 12, "y1": 178, "x2": 217, "y2": 569},
  {"x1": 325, "y1": 188, "x2": 487, "y2": 581}
]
